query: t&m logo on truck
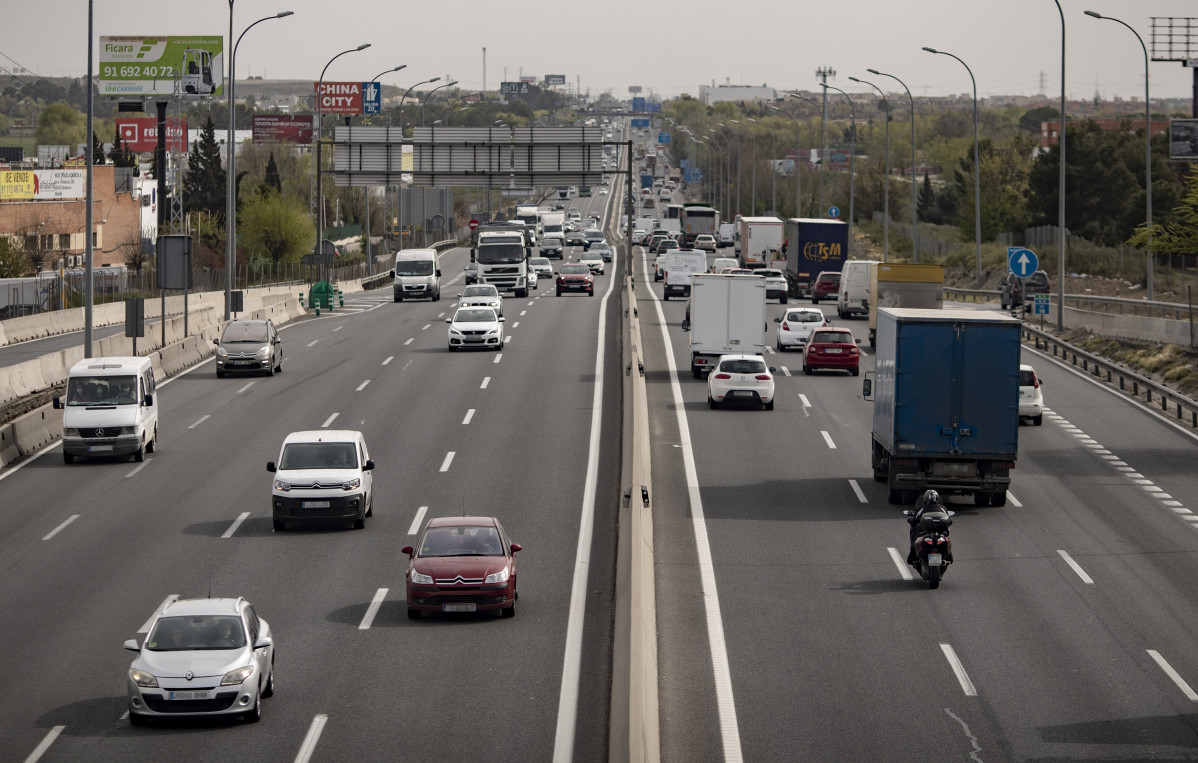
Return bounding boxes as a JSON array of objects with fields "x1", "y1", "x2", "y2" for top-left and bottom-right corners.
[{"x1": 802, "y1": 239, "x2": 842, "y2": 263}]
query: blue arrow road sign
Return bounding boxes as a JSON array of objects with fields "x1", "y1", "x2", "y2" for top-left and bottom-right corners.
[
  {"x1": 828, "y1": 205, "x2": 841, "y2": 218},
  {"x1": 1007, "y1": 247, "x2": 1038, "y2": 277}
]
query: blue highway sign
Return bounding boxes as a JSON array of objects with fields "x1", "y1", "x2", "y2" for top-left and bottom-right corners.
[{"x1": 1008, "y1": 247, "x2": 1038, "y2": 277}]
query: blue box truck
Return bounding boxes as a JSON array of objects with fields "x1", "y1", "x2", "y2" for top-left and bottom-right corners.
[
  {"x1": 864, "y1": 307, "x2": 1022, "y2": 507},
  {"x1": 784, "y1": 218, "x2": 848, "y2": 298}
]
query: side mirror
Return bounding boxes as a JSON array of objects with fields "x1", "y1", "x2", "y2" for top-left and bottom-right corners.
[
  {"x1": 510, "y1": 543, "x2": 522, "y2": 553},
  {"x1": 124, "y1": 639, "x2": 141, "y2": 652},
  {"x1": 266, "y1": 461, "x2": 276, "y2": 473},
  {"x1": 769, "y1": 367, "x2": 776, "y2": 373},
  {"x1": 253, "y1": 635, "x2": 273, "y2": 650},
  {"x1": 273, "y1": 338, "x2": 281, "y2": 345},
  {"x1": 53, "y1": 397, "x2": 62, "y2": 409},
  {"x1": 363, "y1": 459, "x2": 375, "y2": 471},
  {"x1": 902, "y1": 510, "x2": 914, "y2": 517},
  {"x1": 499, "y1": 317, "x2": 506, "y2": 322},
  {"x1": 435, "y1": 269, "x2": 442, "y2": 277},
  {"x1": 143, "y1": 394, "x2": 153, "y2": 407},
  {"x1": 856, "y1": 339, "x2": 863, "y2": 344},
  {"x1": 681, "y1": 319, "x2": 690, "y2": 332},
  {"x1": 862, "y1": 374, "x2": 873, "y2": 400},
  {"x1": 212, "y1": 338, "x2": 220, "y2": 346},
  {"x1": 445, "y1": 318, "x2": 452, "y2": 323},
  {"x1": 401, "y1": 545, "x2": 414, "y2": 557}
]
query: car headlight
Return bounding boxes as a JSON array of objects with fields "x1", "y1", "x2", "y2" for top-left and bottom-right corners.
[
  {"x1": 342, "y1": 477, "x2": 361, "y2": 491},
  {"x1": 484, "y1": 567, "x2": 510, "y2": 584},
  {"x1": 256, "y1": 346, "x2": 271, "y2": 358},
  {"x1": 63, "y1": 427, "x2": 79, "y2": 436},
  {"x1": 490, "y1": 301, "x2": 499, "y2": 307},
  {"x1": 273, "y1": 479, "x2": 291, "y2": 492},
  {"x1": 221, "y1": 666, "x2": 255, "y2": 686},
  {"x1": 449, "y1": 328, "x2": 463, "y2": 336},
  {"x1": 130, "y1": 668, "x2": 158, "y2": 688},
  {"x1": 486, "y1": 327, "x2": 499, "y2": 335},
  {"x1": 410, "y1": 570, "x2": 433, "y2": 585},
  {"x1": 216, "y1": 346, "x2": 228, "y2": 358}
]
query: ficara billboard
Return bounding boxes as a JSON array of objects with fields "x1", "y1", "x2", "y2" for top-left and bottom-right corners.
[{"x1": 100, "y1": 36, "x2": 224, "y2": 97}]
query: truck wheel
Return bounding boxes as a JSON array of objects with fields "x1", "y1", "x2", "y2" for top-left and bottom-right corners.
[
  {"x1": 887, "y1": 488, "x2": 905, "y2": 505},
  {"x1": 803, "y1": 363, "x2": 812, "y2": 375},
  {"x1": 516, "y1": 288, "x2": 528, "y2": 298},
  {"x1": 990, "y1": 492, "x2": 1008, "y2": 507},
  {"x1": 780, "y1": 296, "x2": 788, "y2": 305},
  {"x1": 973, "y1": 492, "x2": 990, "y2": 507},
  {"x1": 811, "y1": 297, "x2": 819, "y2": 304},
  {"x1": 1033, "y1": 415, "x2": 1043, "y2": 426},
  {"x1": 692, "y1": 368, "x2": 701, "y2": 380},
  {"x1": 662, "y1": 294, "x2": 668, "y2": 301}
]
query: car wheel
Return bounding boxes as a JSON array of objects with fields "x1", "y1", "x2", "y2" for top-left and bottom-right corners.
[
  {"x1": 267, "y1": 360, "x2": 275, "y2": 377},
  {"x1": 216, "y1": 370, "x2": 225, "y2": 378},
  {"x1": 273, "y1": 519, "x2": 286, "y2": 531},
  {"x1": 1033, "y1": 415, "x2": 1043, "y2": 426},
  {"x1": 261, "y1": 660, "x2": 275, "y2": 698},
  {"x1": 780, "y1": 297, "x2": 788, "y2": 305},
  {"x1": 133, "y1": 440, "x2": 145, "y2": 462},
  {"x1": 776, "y1": 340, "x2": 783, "y2": 352},
  {"x1": 129, "y1": 712, "x2": 147, "y2": 727},
  {"x1": 887, "y1": 488, "x2": 905, "y2": 505},
  {"x1": 811, "y1": 297, "x2": 819, "y2": 304},
  {"x1": 63, "y1": 452, "x2": 75, "y2": 464},
  {"x1": 146, "y1": 426, "x2": 157, "y2": 454},
  {"x1": 353, "y1": 516, "x2": 366, "y2": 530},
  {"x1": 803, "y1": 363, "x2": 812, "y2": 375},
  {"x1": 365, "y1": 495, "x2": 373, "y2": 518},
  {"x1": 851, "y1": 366, "x2": 860, "y2": 377},
  {"x1": 448, "y1": 344, "x2": 457, "y2": 352},
  {"x1": 765, "y1": 399, "x2": 774, "y2": 411},
  {"x1": 243, "y1": 695, "x2": 261, "y2": 723},
  {"x1": 407, "y1": 608, "x2": 422, "y2": 620},
  {"x1": 500, "y1": 603, "x2": 515, "y2": 618},
  {"x1": 708, "y1": 395, "x2": 718, "y2": 409},
  {"x1": 556, "y1": 290, "x2": 562, "y2": 297}
]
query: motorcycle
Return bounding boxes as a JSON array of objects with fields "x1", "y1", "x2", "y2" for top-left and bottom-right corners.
[{"x1": 904, "y1": 506, "x2": 954, "y2": 589}]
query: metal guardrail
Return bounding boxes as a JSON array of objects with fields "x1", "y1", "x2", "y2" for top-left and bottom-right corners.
[
  {"x1": 1023, "y1": 323, "x2": 1198, "y2": 429},
  {"x1": 946, "y1": 287, "x2": 1195, "y2": 321}
]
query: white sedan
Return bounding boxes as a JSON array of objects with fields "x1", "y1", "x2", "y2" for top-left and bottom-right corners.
[
  {"x1": 707, "y1": 354, "x2": 775, "y2": 410},
  {"x1": 446, "y1": 307, "x2": 505, "y2": 351},
  {"x1": 774, "y1": 308, "x2": 827, "y2": 351},
  {"x1": 580, "y1": 252, "x2": 605, "y2": 275},
  {"x1": 458, "y1": 284, "x2": 503, "y2": 317}
]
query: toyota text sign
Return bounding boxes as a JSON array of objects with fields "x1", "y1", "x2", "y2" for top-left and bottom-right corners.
[
  {"x1": 315, "y1": 81, "x2": 381, "y2": 115},
  {"x1": 252, "y1": 115, "x2": 314, "y2": 144}
]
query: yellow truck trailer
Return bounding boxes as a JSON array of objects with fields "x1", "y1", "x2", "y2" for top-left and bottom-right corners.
[{"x1": 868, "y1": 263, "x2": 944, "y2": 347}]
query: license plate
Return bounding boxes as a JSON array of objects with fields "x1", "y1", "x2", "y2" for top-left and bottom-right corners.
[
  {"x1": 927, "y1": 553, "x2": 943, "y2": 567},
  {"x1": 301, "y1": 500, "x2": 330, "y2": 509},
  {"x1": 825, "y1": 348, "x2": 843, "y2": 354},
  {"x1": 89, "y1": 445, "x2": 114, "y2": 452},
  {"x1": 728, "y1": 390, "x2": 752, "y2": 398},
  {"x1": 443, "y1": 603, "x2": 476, "y2": 613},
  {"x1": 168, "y1": 690, "x2": 210, "y2": 700}
]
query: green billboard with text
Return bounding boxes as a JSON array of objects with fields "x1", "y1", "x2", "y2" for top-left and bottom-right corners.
[{"x1": 100, "y1": 36, "x2": 224, "y2": 97}]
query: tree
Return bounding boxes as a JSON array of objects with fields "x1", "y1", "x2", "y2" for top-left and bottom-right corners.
[
  {"x1": 955, "y1": 135, "x2": 1034, "y2": 241},
  {"x1": 36, "y1": 102, "x2": 86, "y2": 147},
  {"x1": 110, "y1": 127, "x2": 137, "y2": 168},
  {"x1": 0, "y1": 236, "x2": 29, "y2": 278},
  {"x1": 240, "y1": 192, "x2": 315, "y2": 265},
  {"x1": 1127, "y1": 168, "x2": 1198, "y2": 257},
  {"x1": 260, "y1": 152, "x2": 282, "y2": 196},
  {"x1": 1019, "y1": 106, "x2": 1058, "y2": 134},
  {"x1": 182, "y1": 116, "x2": 227, "y2": 217},
  {"x1": 92, "y1": 131, "x2": 106, "y2": 164}
]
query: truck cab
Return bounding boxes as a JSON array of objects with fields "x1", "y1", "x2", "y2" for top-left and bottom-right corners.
[{"x1": 474, "y1": 231, "x2": 530, "y2": 297}]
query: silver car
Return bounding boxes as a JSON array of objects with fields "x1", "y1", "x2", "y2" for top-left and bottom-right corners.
[
  {"x1": 458, "y1": 284, "x2": 503, "y2": 317},
  {"x1": 125, "y1": 597, "x2": 274, "y2": 725},
  {"x1": 213, "y1": 319, "x2": 282, "y2": 378}
]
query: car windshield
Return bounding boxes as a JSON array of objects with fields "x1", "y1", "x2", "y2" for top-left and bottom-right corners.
[
  {"x1": 813, "y1": 331, "x2": 853, "y2": 344},
  {"x1": 66, "y1": 375, "x2": 137, "y2": 406},
  {"x1": 561, "y1": 265, "x2": 589, "y2": 274},
  {"x1": 456, "y1": 309, "x2": 497, "y2": 323},
  {"x1": 530, "y1": 258, "x2": 550, "y2": 267},
  {"x1": 719, "y1": 359, "x2": 767, "y2": 374},
  {"x1": 279, "y1": 442, "x2": 358, "y2": 470},
  {"x1": 221, "y1": 323, "x2": 268, "y2": 342},
  {"x1": 477, "y1": 244, "x2": 525, "y2": 265},
  {"x1": 147, "y1": 615, "x2": 246, "y2": 651},
  {"x1": 761, "y1": 270, "x2": 783, "y2": 278},
  {"x1": 788, "y1": 312, "x2": 823, "y2": 323},
  {"x1": 396, "y1": 261, "x2": 435, "y2": 276},
  {"x1": 419, "y1": 525, "x2": 504, "y2": 556},
  {"x1": 463, "y1": 286, "x2": 498, "y2": 298}
]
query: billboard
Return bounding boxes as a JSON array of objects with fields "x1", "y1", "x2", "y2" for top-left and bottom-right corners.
[
  {"x1": 116, "y1": 117, "x2": 188, "y2": 153},
  {"x1": 253, "y1": 115, "x2": 314, "y2": 144},
  {"x1": 0, "y1": 169, "x2": 86, "y2": 200},
  {"x1": 628, "y1": 85, "x2": 643, "y2": 94},
  {"x1": 519, "y1": 76, "x2": 537, "y2": 84},
  {"x1": 632, "y1": 97, "x2": 646, "y2": 112},
  {"x1": 544, "y1": 74, "x2": 566, "y2": 86},
  {"x1": 100, "y1": 36, "x2": 224, "y2": 96},
  {"x1": 1170, "y1": 119, "x2": 1198, "y2": 160},
  {"x1": 315, "y1": 81, "x2": 381, "y2": 115},
  {"x1": 500, "y1": 81, "x2": 530, "y2": 95}
]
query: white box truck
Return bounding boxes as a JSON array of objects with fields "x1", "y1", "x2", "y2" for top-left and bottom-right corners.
[
  {"x1": 736, "y1": 217, "x2": 784, "y2": 269},
  {"x1": 682, "y1": 274, "x2": 768, "y2": 378},
  {"x1": 662, "y1": 250, "x2": 708, "y2": 301}
]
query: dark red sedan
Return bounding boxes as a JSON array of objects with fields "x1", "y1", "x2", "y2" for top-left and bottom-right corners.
[
  {"x1": 803, "y1": 327, "x2": 860, "y2": 375},
  {"x1": 556, "y1": 263, "x2": 594, "y2": 296},
  {"x1": 402, "y1": 516, "x2": 521, "y2": 618}
]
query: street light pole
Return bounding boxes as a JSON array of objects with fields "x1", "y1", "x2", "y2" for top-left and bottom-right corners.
[
  {"x1": 746, "y1": 118, "x2": 760, "y2": 215},
  {"x1": 787, "y1": 93, "x2": 820, "y2": 218},
  {"x1": 422, "y1": 79, "x2": 458, "y2": 127},
  {"x1": 730, "y1": 119, "x2": 746, "y2": 215},
  {"x1": 315, "y1": 43, "x2": 370, "y2": 285},
  {"x1": 362, "y1": 65, "x2": 406, "y2": 277},
  {"x1": 1053, "y1": 0, "x2": 1067, "y2": 331},
  {"x1": 868, "y1": 69, "x2": 917, "y2": 261},
  {"x1": 923, "y1": 47, "x2": 981, "y2": 282},
  {"x1": 754, "y1": 118, "x2": 778, "y2": 215},
  {"x1": 821, "y1": 84, "x2": 856, "y2": 244},
  {"x1": 849, "y1": 77, "x2": 889, "y2": 260},
  {"x1": 1085, "y1": 10, "x2": 1153, "y2": 299},
  {"x1": 393, "y1": 77, "x2": 440, "y2": 252},
  {"x1": 225, "y1": 7, "x2": 293, "y2": 320}
]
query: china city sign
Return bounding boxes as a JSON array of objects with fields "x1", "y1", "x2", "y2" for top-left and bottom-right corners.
[
  {"x1": 315, "y1": 81, "x2": 381, "y2": 115},
  {"x1": 100, "y1": 36, "x2": 224, "y2": 97}
]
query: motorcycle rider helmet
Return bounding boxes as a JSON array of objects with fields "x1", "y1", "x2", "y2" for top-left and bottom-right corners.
[{"x1": 922, "y1": 489, "x2": 941, "y2": 507}]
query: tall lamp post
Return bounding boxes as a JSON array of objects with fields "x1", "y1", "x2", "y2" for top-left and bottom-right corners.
[
  {"x1": 745, "y1": 118, "x2": 761, "y2": 215},
  {"x1": 225, "y1": 8, "x2": 293, "y2": 320},
  {"x1": 1053, "y1": 0, "x2": 1066, "y2": 331},
  {"x1": 821, "y1": 83, "x2": 856, "y2": 243},
  {"x1": 867, "y1": 68, "x2": 917, "y2": 262},
  {"x1": 315, "y1": 43, "x2": 370, "y2": 284},
  {"x1": 395, "y1": 76, "x2": 441, "y2": 132},
  {"x1": 707, "y1": 128, "x2": 724, "y2": 217},
  {"x1": 923, "y1": 47, "x2": 981, "y2": 282},
  {"x1": 849, "y1": 76, "x2": 889, "y2": 259},
  {"x1": 752, "y1": 118, "x2": 778, "y2": 215},
  {"x1": 767, "y1": 104, "x2": 802, "y2": 219},
  {"x1": 361, "y1": 65, "x2": 405, "y2": 277},
  {"x1": 393, "y1": 77, "x2": 440, "y2": 252},
  {"x1": 422, "y1": 79, "x2": 459, "y2": 127},
  {"x1": 729, "y1": 119, "x2": 748, "y2": 215},
  {"x1": 1085, "y1": 10, "x2": 1153, "y2": 299},
  {"x1": 787, "y1": 93, "x2": 820, "y2": 217}
]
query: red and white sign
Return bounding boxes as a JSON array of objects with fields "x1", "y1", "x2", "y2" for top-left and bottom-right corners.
[
  {"x1": 115, "y1": 117, "x2": 188, "y2": 153},
  {"x1": 469, "y1": 219, "x2": 480, "y2": 230},
  {"x1": 252, "y1": 115, "x2": 315, "y2": 144},
  {"x1": 315, "y1": 81, "x2": 363, "y2": 115}
]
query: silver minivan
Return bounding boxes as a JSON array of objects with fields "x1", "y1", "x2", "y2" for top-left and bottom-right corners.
[{"x1": 56, "y1": 356, "x2": 159, "y2": 463}]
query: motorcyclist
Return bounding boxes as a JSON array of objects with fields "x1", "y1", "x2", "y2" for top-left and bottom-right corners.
[{"x1": 907, "y1": 489, "x2": 951, "y2": 563}]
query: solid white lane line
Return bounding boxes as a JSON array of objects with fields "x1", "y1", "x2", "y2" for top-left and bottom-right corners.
[
  {"x1": 439, "y1": 452, "x2": 455, "y2": 472},
  {"x1": 1057, "y1": 550, "x2": 1094, "y2": 584},
  {"x1": 139, "y1": 595, "x2": 179, "y2": 633},
  {"x1": 358, "y1": 588, "x2": 388, "y2": 630},
  {"x1": 125, "y1": 460, "x2": 152, "y2": 478},
  {"x1": 1148, "y1": 650, "x2": 1198, "y2": 701},
  {"x1": 404, "y1": 338, "x2": 414, "y2": 345},
  {"x1": 462, "y1": 409, "x2": 475, "y2": 425},
  {"x1": 307, "y1": 340, "x2": 319, "y2": 347},
  {"x1": 848, "y1": 479, "x2": 867, "y2": 503},
  {"x1": 780, "y1": 366, "x2": 791, "y2": 377},
  {"x1": 382, "y1": 356, "x2": 394, "y2": 365},
  {"x1": 356, "y1": 380, "x2": 371, "y2": 392},
  {"x1": 42, "y1": 515, "x2": 79, "y2": 541},
  {"x1": 940, "y1": 643, "x2": 979, "y2": 696},
  {"x1": 407, "y1": 506, "x2": 428, "y2": 535},
  {"x1": 321, "y1": 413, "x2": 339, "y2": 428},
  {"x1": 636, "y1": 252, "x2": 744, "y2": 762},
  {"x1": 1006, "y1": 491, "x2": 1023, "y2": 508},
  {"x1": 820, "y1": 430, "x2": 837, "y2": 449},
  {"x1": 222, "y1": 512, "x2": 251, "y2": 539},
  {"x1": 237, "y1": 381, "x2": 255, "y2": 394},
  {"x1": 480, "y1": 377, "x2": 491, "y2": 389},
  {"x1": 493, "y1": 353, "x2": 502, "y2": 364},
  {"x1": 798, "y1": 394, "x2": 811, "y2": 407},
  {"x1": 888, "y1": 547, "x2": 914, "y2": 580},
  {"x1": 294, "y1": 714, "x2": 329, "y2": 763},
  {"x1": 421, "y1": 324, "x2": 431, "y2": 331},
  {"x1": 22, "y1": 725, "x2": 65, "y2": 763},
  {"x1": 188, "y1": 415, "x2": 210, "y2": 429}
]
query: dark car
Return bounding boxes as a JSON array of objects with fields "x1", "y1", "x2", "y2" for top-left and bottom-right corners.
[
  {"x1": 401, "y1": 516, "x2": 521, "y2": 619},
  {"x1": 464, "y1": 262, "x2": 478, "y2": 284},
  {"x1": 1000, "y1": 270, "x2": 1051, "y2": 310},
  {"x1": 565, "y1": 230, "x2": 587, "y2": 247},
  {"x1": 811, "y1": 271, "x2": 841, "y2": 304},
  {"x1": 214, "y1": 319, "x2": 282, "y2": 377},
  {"x1": 556, "y1": 263, "x2": 595, "y2": 297},
  {"x1": 803, "y1": 327, "x2": 861, "y2": 376}
]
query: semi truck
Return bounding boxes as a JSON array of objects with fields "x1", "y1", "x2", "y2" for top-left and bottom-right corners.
[
  {"x1": 514, "y1": 204, "x2": 540, "y2": 244},
  {"x1": 681, "y1": 274, "x2": 768, "y2": 378},
  {"x1": 736, "y1": 216, "x2": 784, "y2": 269},
  {"x1": 784, "y1": 218, "x2": 848, "y2": 298},
  {"x1": 474, "y1": 230, "x2": 531, "y2": 297},
  {"x1": 679, "y1": 205, "x2": 719, "y2": 247},
  {"x1": 867, "y1": 263, "x2": 944, "y2": 347},
  {"x1": 864, "y1": 308, "x2": 1021, "y2": 507}
]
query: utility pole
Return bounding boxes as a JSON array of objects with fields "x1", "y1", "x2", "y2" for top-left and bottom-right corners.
[
  {"x1": 481, "y1": 48, "x2": 486, "y2": 93},
  {"x1": 815, "y1": 67, "x2": 835, "y2": 215}
]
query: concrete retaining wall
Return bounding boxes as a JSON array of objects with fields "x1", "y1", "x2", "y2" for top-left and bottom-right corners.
[{"x1": 1061, "y1": 304, "x2": 1196, "y2": 346}]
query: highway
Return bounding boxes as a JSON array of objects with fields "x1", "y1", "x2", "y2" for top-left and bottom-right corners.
[{"x1": 0, "y1": 182, "x2": 624, "y2": 761}]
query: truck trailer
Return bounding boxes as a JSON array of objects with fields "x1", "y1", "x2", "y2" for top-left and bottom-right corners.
[
  {"x1": 682, "y1": 274, "x2": 768, "y2": 378},
  {"x1": 784, "y1": 218, "x2": 848, "y2": 298},
  {"x1": 867, "y1": 263, "x2": 944, "y2": 347},
  {"x1": 864, "y1": 308, "x2": 1021, "y2": 506},
  {"x1": 736, "y1": 217, "x2": 784, "y2": 269}
]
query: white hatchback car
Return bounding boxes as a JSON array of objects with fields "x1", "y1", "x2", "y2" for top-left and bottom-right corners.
[
  {"x1": 693, "y1": 234, "x2": 717, "y2": 253},
  {"x1": 707, "y1": 354, "x2": 776, "y2": 410},
  {"x1": 458, "y1": 284, "x2": 503, "y2": 316},
  {"x1": 446, "y1": 306, "x2": 505, "y2": 351},
  {"x1": 759, "y1": 268, "x2": 789, "y2": 304},
  {"x1": 774, "y1": 308, "x2": 828, "y2": 351},
  {"x1": 529, "y1": 257, "x2": 554, "y2": 279},
  {"x1": 125, "y1": 596, "x2": 274, "y2": 725},
  {"x1": 1019, "y1": 364, "x2": 1044, "y2": 425},
  {"x1": 268, "y1": 430, "x2": 375, "y2": 530},
  {"x1": 580, "y1": 251, "x2": 605, "y2": 275}
]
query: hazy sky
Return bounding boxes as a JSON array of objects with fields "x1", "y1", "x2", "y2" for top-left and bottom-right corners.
[{"x1": 3, "y1": 1, "x2": 1196, "y2": 104}]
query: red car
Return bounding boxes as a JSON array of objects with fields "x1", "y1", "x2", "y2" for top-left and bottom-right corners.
[
  {"x1": 811, "y1": 271, "x2": 840, "y2": 303},
  {"x1": 803, "y1": 327, "x2": 860, "y2": 375},
  {"x1": 556, "y1": 263, "x2": 594, "y2": 296},
  {"x1": 401, "y1": 516, "x2": 521, "y2": 619}
]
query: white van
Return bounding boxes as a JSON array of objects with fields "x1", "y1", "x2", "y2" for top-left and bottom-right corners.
[
  {"x1": 393, "y1": 249, "x2": 441, "y2": 302},
  {"x1": 55, "y1": 356, "x2": 158, "y2": 463},
  {"x1": 837, "y1": 260, "x2": 881, "y2": 318}
]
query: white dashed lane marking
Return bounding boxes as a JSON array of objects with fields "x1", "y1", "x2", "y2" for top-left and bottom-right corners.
[{"x1": 439, "y1": 452, "x2": 455, "y2": 472}]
